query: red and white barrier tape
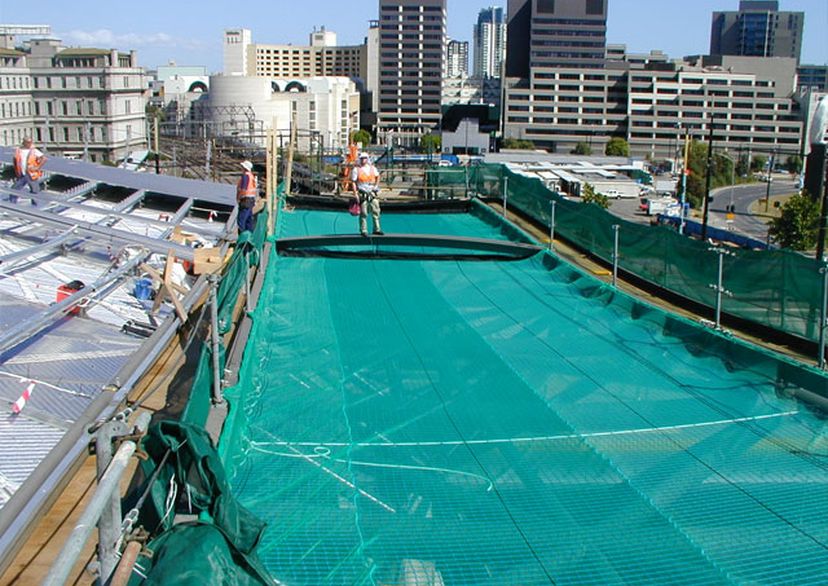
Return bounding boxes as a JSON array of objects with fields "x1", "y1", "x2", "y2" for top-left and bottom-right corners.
[{"x1": 11, "y1": 381, "x2": 36, "y2": 414}]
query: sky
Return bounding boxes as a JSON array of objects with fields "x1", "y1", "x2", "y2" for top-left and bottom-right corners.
[{"x1": 0, "y1": 0, "x2": 825, "y2": 73}]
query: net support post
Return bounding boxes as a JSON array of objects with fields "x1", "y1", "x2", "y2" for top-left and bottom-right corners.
[
  {"x1": 502, "y1": 176, "x2": 508, "y2": 218},
  {"x1": 611, "y1": 224, "x2": 620, "y2": 287},
  {"x1": 244, "y1": 249, "x2": 252, "y2": 316},
  {"x1": 819, "y1": 260, "x2": 828, "y2": 369},
  {"x1": 208, "y1": 274, "x2": 224, "y2": 405},
  {"x1": 708, "y1": 247, "x2": 733, "y2": 330},
  {"x1": 549, "y1": 200, "x2": 556, "y2": 252}
]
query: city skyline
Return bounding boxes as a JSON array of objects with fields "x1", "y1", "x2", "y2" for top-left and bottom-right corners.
[{"x1": 0, "y1": 0, "x2": 824, "y2": 73}]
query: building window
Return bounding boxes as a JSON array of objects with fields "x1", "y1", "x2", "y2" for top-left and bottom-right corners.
[
  {"x1": 125, "y1": 100, "x2": 131, "y2": 114},
  {"x1": 537, "y1": 0, "x2": 555, "y2": 13},
  {"x1": 586, "y1": 0, "x2": 603, "y2": 15}
]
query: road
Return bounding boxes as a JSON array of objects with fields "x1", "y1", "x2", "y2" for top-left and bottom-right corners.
[
  {"x1": 706, "y1": 178, "x2": 797, "y2": 241},
  {"x1": 607, "y1": 176, "x2": 798, "y2": 243}
]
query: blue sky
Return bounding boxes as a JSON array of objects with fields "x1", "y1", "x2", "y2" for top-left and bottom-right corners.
[{"x1": 1, "y1": 0, "x2": 825, "y2": 72}]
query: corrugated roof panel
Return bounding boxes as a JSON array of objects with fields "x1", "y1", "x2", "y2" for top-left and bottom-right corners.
[
  {"x1": 1, "y1": 146, "x2": 235, "y2": 204},
  {"x1": 0, "y1": 319, "x2": 141, "y2": 423},
  {"x1": 0, "y1": 415, "x2": 66, "y2": 507}
]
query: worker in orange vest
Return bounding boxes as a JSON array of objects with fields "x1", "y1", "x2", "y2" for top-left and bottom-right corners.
[
  {"x1": 12, "y1": 136, "x2": 46, "y2": 203},
  {"x1": 236, "y1": 160, "x2": 258, "y2": 233},
  {"x1": 351, "y1": 152, "x2": 383, "y2": 236}
]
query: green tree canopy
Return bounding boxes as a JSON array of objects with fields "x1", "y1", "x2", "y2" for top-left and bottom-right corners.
[
  {"x1": 351, "y1": 129, "x2": 371, "y2": 147},
  {"x1": 145, "y1": 104, "x2": 166, "y2": 122},
  {"x1": 750, "y1": 155, "x2": 767, "y2": 173},
  {"x1": 604, "y1": 137, "x2": 629, "y2": 157},
  {"x1": 683, "y1": 143, "x2": 738, "y2": 208},
  {"x1": 581, "y1": 182, "x2": 609, "y2": 209},
  {"x1": 785, "y1": 154, "x2": 803, "y2": 175},
  {"x1": 571, "y1": 141, "x2": 592, "y2": 155},
  {"x1": 735, "y1": 155, "x2": 750, "y2": 178},
  {"x1": 420, "y1": 133, "x2": 441, "y2": 153},
  {"x1": 768, "y1": 191, "x2": 820, "y2": 250},
  {"x1": 502, "y1": 137, "x2": 535, "y2": 150}
]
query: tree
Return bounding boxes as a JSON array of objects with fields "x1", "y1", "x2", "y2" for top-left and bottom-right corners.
[
  {"x1": 768, "y1": 191, "x2": 820, "y2": 250},
  {"x1": 684, "y1": 140, "x2": 709, "y2": 209},
  {"x1": 420, "y1": 133, "x2": 441, "y2": 153},
  {"x1": 605, "y1": 137, "x2": 629, "y2": 157},
  {"x1": 735, "y1": 155, "x2": 750, "y2": 178},
  {"x1": 785, "y1": 154, "x2": 803, "y2": 176},
  {"x1": 750, "y1": 155, "x2": 767, "y2": 173},
  {"x1": 682, "y1": 142, "x2": 738, "y2": 209},
  {"x1": 145, "y1": 103, "x2": 166, "y2": 122},
  {"x1": 581, "y1": 182, "x2": 609, "y2": 209},
  {"x1": 571, "y1": 141, "x2": 592, "y2": 155},
  {"x1": 502, "y1": 137, "x2": 535, "y2": 150},
  {"x1": 351, "y1": 129, "x2": 371, "y2": 147}
]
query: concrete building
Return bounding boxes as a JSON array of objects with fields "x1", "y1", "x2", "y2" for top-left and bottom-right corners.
[
  {"x1": 376, "y1": 0, "x2": 446, "y2": 146},
  {"x1": 710, "y1": 1, "x2": 804, "y2": 64},
  {"x1": 447, "y1": 40, "x2": 469, "y2": 78},
  {"x1": 441, "y1": 75, "x2": 501, "y2": 107},
  {"x1": 506, "y1": 0, "x2": 607, "y2": 77},
  {"x1": 223, "y1": 28, "x2": 251, "y2": 76},
  {"x1": 441, "y1": 104, "x2": 498, "y2": 155},
  {"x1": 222, "y1": 27, "x2": 366, "y2": 81},
  {"x1": 473, "y1": 6, "x2": 506, "y2": 79},
  {"x1": 0, "y1": 35, "x2": 145, "y2": 162},
  {"x1": 798, "y1": 65, "x2": 828, "y2": 93},
  {"x1": 502, "y1": 0, "x2": 804, "y2": 158},
  {"x1": 0, "y1": 47, "x2": 34, "y2": 149},
  {"x1": 503, "y1": 47, "x2": 802, "y2": 157},
  {"x1": 205, "y1": 75, "x2": 360, "y2": 151},
  {"x1": 147, "y1": 64, "x2": 209, "y2": 130}
]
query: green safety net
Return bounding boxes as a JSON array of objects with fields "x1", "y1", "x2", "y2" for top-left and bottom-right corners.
[
  {"x1": 215, "y1": 206, "x2": 828, "y2": 585},
  {"x1": 182, "y1": 202, "x2": 270, "y2": 428},
  {"x1": 427, "y1": 164, "x2": 824, "y2": 343},
  {"x1": 129, "y1": 421, "x2": 273, "y2": 585}
]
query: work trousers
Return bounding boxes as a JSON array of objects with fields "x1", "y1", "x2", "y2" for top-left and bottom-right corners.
[{"x1": 358, "y1": 190, "x2": 381, "y2": 234}]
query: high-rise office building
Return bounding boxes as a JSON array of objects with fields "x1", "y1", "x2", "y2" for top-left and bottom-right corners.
[
  {"x1": 506, "y1": 0, "x2": 607, "y2": 77},
  {"x1": 710, "y1": 1, "x2": 804, "y2": 63},
  {"x1": 447, "y1": 40, "x2": 469, "y2": 78},
  {"x1": 377, "y1": 0, "x2": 446, "y2": 144},
  {"x1": 473, "y1": 7, "x2": 506, "y2": 78}
]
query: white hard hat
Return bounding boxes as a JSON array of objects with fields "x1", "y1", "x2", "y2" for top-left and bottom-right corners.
[
  {"x1": 241, "y1": 160, "x2": 253, "y2": 171},
  {"x1": 358, "y1": 152, "x2": 369, "y2": 160}
]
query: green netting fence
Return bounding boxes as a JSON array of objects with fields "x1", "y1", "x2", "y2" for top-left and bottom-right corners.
[
  {"x1": 126, "y1": 195, "x2": 277, "y2": 585},
  {"x1": 181, "y1": 197, "x2": 271, "y2": 428},
  {"x1": 428, "y1": 164, "x2": 824, "y2": 344}
]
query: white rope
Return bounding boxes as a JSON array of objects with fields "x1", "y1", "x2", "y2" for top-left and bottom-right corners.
[
  {"x1": 251, "y1": 410, "x2": 799, "y2": 449},
  {"x1": 0, "y1": 369, "x2": 93, "y2": 398}
]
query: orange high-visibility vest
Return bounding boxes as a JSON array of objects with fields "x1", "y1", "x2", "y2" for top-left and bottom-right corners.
[
  {"x1": 357, "y1": 166, "x2": 378, "y2": 184},
  {"x1": 14, "y1": 148, "x2": 43, "y2": 180},
  {"x1": 237, "y1": 171, "x2": 257, "y2": 199}
]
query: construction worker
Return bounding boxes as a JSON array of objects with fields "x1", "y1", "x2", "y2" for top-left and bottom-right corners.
[
  {"x1": 351, "y1": 152, "x2": 383, "y2": 236},
  {"x1": 12, "y1": 136, "x2": 46, "y2": 203},
  {"x1": 236, "y1": 160, "x2": 257, "y2": 233}
]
